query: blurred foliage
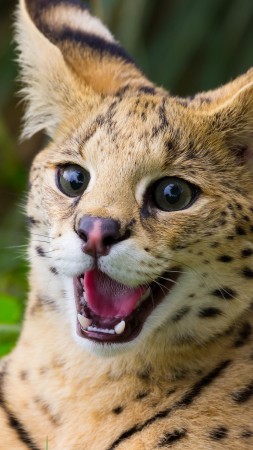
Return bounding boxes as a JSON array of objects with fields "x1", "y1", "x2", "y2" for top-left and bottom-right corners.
[{"x1": 0, "y1": 0, "x2": 253, "y2": 356}]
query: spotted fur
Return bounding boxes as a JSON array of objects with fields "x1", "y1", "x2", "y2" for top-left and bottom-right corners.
[{"x1": 1, "y1": 0, "x2": 253, "y2": 448}]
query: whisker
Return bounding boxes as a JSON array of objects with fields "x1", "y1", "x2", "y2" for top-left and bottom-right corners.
[
  {"x1": 3, "y1": 244, "x2": 27, "y2": 249},
  {"x1": 30, "y1": 232, "x2": 52, "y2": 239},
  {"x1": 32, "y1": 240, "x2": 51, "y2": 244}
]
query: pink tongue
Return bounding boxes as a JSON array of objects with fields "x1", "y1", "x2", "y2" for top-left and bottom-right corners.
[{"x1": 84, "y1": 269, "x2": 146, "y2": 318}]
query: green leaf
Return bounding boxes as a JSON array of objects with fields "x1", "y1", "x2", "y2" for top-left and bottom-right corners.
[{"x1": 0, "y1": 293, "x2": 22, "y2": 323}]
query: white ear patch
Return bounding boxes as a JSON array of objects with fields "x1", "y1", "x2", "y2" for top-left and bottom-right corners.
[{"x1": 16, "y1": 1, "x2": 76, "y2": 139}]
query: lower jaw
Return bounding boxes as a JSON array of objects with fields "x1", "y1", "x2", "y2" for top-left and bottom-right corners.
[{"x1": 74, "y1": 269, "x2": 180, "y2": 344}]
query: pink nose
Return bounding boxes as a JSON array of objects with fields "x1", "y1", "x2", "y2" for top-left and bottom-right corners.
[{"x1": 77, "y1": 216, "x2": 129, "y2": 257}]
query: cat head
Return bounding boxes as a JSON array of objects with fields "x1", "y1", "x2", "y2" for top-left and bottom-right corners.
[{"x1": 17, "y1": 0, "x2": 253, "y2": 356}]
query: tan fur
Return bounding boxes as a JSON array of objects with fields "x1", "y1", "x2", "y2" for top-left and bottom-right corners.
[{"x1": 1, "y1": 1, "x2": 253, "y2": 449}]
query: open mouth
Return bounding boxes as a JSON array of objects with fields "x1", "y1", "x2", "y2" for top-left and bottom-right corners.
[{"x1": 74, "y1": 268, "x2": 180, "y2": 344}]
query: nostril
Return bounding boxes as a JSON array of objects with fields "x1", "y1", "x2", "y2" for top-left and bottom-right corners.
[
  {"x1": 78, "y1": 230, "x2": 88, "y2": 243},
  {"x1": 102, "y1": 229, "x2": 131, "y2": 247},
  {"x1": 103, "y1": 235, "x2": 117, "y2": 247}
]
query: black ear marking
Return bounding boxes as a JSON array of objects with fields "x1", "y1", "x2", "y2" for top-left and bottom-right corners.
[
  {"x1": 24, "y1": 0, "x2": 135, "y2": 65},
  {"x1": 25, "y1": 0, "x2": 89, "y2": 20}
]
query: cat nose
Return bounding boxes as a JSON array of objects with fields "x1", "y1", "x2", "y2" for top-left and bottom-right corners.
[{"x1": 77, "y1": 216, "x2": 130, "y2": 257}]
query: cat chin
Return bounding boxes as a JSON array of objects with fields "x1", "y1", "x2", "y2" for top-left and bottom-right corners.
[{"x1": 73, "y1": 333, "x2": 138, "y2": 357}]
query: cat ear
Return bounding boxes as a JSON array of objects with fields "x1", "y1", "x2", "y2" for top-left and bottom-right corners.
[
  {"x1": 192, "y1": 70, "x2": 253, "y2": 164},
  {"x1": 189, "y1": 69, "x2": 253, "y2": 110},
  {"x1": 16, "y1": 0, "x2": 153, "y2": 139}
]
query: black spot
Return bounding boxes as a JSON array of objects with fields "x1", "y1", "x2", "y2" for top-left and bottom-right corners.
[
  {"x1": 188, "y1": 293, "x2": 195, "y2": 298},
  {"x1": 231, "y1": 381, "x2": 253, "y2": 403},
  {"x1": 158, "y1": 428, "x2": 187, "y2": 446},
  {"x1": 27, "y1": 216, "x2": 40, "y2": 227},
  {"x1": 236, "y1": 226, "x2": 246, "y2": 235},
  {"x1": 198, "y1": 307, "x2": 222, "y2": 318},
  {"x1": 243, "y1": 215, "x2": 250, "y2": 222},
  {"x1": 235, "y1": 202, "x2": 242, "y2": 210},
  {"x1": 172, "y1": 244, "x2": 187, "y2": 250},
  {"x1": 241, "y1": 248, "x2": 253, "y2": 258},
  {"x1": 35, "y1": 246, "x2": 45, "y2": 257},
  {"x1": 112, "y1": 406, "x2": 124, "y2": 415},
  {"x1": 135, "y1": 391, "x2": 150, "y2": 400},
  {"x1": 234, "y1": 322, "x2": 251, "y2": 347},
  {"x1": 141, "y1": 111, "x2": 146, "y2": 121},
  {"x1": 209, "y1": 426, "x2": 228, "y2": 440},
  {"x1": 49, "y1": 267, "x2": 58, "y2": 275},
  {"x1": 226, "y1": 235, "x2": 235, "y2": 240},
  {"x1": 171, "y1": 306, "x2": 190, "y2": 322},
  {"x1": 212, "y1": 287, "x2": 236, "y2": 300},
  {"x1": 242, "y1": 267, "x2": 253, "y2": 278},
  {"x1": 115, "y1": 85, "x2": 130, "y2": 97},
  {"x1": 217, "y1": 255, "x2": 233, "y2": 263},
  {"x1": 241, "y1": 429, "x2": 253, "y2": 438},
  {"x1": 139, "y1": 86, "x2": 156, "y2": 95},
  {"x1": 144, "y1": 247, "x2": 150, "y2": 253},
  {"x1": 166, "y1": 140, "x2": 174, "y2": 151}
]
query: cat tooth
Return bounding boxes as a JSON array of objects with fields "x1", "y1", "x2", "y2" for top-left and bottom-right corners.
[
  {"x1": 87, "y1": 326, "x2": 115, "y2": 335},
  {"x1": 77, "y1": 314, "x2": 92, "y2": 329},
  {"x1": 114, "y1": 320, "x2": 126, "y2": 335}
]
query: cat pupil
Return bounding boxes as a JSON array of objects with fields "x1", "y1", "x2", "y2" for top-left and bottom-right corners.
[
  {"x1": 68, "y1": 170, "x2": 84, "y2": 190},
  {"x1": 164, "y1": 183, "x2": 181, "y2": 204}
]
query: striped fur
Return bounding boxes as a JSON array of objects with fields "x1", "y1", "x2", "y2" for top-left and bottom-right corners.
[
  {"x1": 2, "y1": 1, "x2": 253, "y2": 449},
  {"x1": 16, "y1": 0, "x2": 154, "y2": 139}
]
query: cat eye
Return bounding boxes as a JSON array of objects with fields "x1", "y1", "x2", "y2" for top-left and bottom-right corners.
[
  {"x1": 152, "y1": 177, "x2": 197, "y2": 212},
  {"x1": 57, "y1": 164, "x2": 90, "y2": 197}
]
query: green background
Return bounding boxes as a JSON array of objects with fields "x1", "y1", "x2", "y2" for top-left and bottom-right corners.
[{"x1": 0, "y1": 0, "x2": 253, "y2": 356}]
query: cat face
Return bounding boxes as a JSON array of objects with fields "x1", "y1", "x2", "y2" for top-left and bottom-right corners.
[{"x1": 18, "y1": 0, "x2": 253, "y2": 355}]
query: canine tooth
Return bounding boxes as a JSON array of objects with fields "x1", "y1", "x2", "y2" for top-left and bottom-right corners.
[
  {"x1": 114, "y1": 320, "x2": 126, "y2": 335},
  {"x1": 77, "y1": 314, "x2": 92, "y2": 329}
]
